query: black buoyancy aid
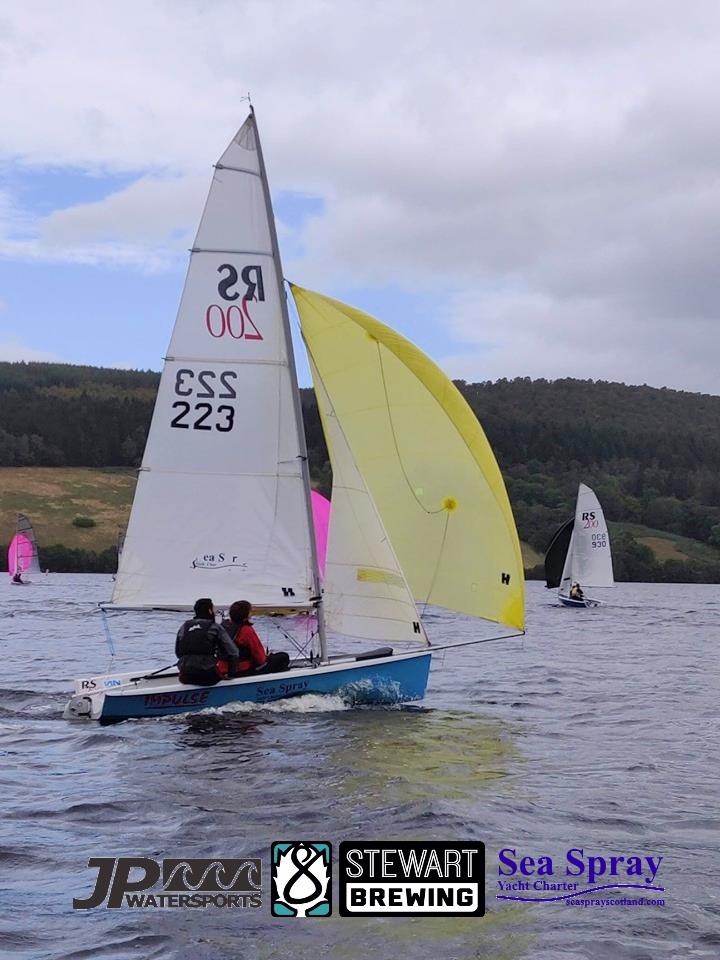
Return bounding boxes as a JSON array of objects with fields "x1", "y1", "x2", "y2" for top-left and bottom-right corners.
[{"x1": 177, "y1": 619, "x2": 218, "y2": 658}]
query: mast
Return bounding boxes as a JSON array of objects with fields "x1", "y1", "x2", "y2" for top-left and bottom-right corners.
[{"x1": 251, "y1": 107, "x2": 328, "y2": 662}]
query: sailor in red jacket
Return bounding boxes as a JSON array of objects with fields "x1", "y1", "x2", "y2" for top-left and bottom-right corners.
[
  {"x1": 222, "y1": 600, "x2": 290, "y2": 677},
  {"x1": 222, "y1": 600, "x2": 266, "y2": 674}
]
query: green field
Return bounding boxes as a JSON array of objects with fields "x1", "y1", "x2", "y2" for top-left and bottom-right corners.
[
  {"x1": 2, "y1": 469, "x2": 720, "y2": 574},
  {"x1": 520, "y1": 541, "x2": 543, "y2": 568},
  {"x1": 610, "y1": 521, "x2": 720, "y2": 564},
  {"x1": 0, "y1": 467, "x2": 136, "y2": 551}
]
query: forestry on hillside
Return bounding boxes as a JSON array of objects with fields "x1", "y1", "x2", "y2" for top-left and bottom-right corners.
[{"x1": 1, "y1": 361, "x2": 719, "y2": 580}]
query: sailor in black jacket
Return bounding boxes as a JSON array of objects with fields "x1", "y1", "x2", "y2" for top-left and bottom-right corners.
[{"x1": 176, "y1": 597, "x2": 239, "y2": 685}]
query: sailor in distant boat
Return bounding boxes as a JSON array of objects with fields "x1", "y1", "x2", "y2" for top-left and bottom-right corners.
[
  {"x1": 175, "y1": 598, "x2": 239, "y2": 686},
  {"x1": 569, "y1": 582, "x2": 585, "y2": 601},
  {"x1": 12, "y1": 572, "x2": 23, "y2": 585},
  {"x1": 222, "y1": 600, "x2": 290, "y2": 676}
]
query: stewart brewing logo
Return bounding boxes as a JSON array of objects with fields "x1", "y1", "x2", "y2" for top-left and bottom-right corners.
[{"x1": 271, "y1": 842, "x2": 332, "y2": 917}]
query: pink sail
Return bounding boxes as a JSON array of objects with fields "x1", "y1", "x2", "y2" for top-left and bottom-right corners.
[
  {"x1": 311, "y1": 491, "x2": 331, "y2": 581},
  {"x1": 8, "y1": 533, "x2": 34, "y2": 578}
]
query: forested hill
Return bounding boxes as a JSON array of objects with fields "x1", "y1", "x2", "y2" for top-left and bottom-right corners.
[
  {"x1": 0, "y1": 362, "x2": 157, "y2": 466},
  {"x1": 455, "y1": 378, "x2": 720, "y2": 579},
  {"x1": 2, "y1": 361, "x2": 720, "y2": 580}
]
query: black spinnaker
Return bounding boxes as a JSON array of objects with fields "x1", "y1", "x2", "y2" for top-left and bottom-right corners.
[{"x1": 544, "y1": 518, "x2": 574, "y2": 589}]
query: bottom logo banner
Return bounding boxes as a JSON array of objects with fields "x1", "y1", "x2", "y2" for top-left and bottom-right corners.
[
  {"x1": 73, "y1": 857, "x2": 262, "y2": 909},
  {"x1": 339, "y1": 841, "x2": 485, "y2": 917},
  {"x1": 271, "y1": 842, "x2": 332, "y2": 917}
]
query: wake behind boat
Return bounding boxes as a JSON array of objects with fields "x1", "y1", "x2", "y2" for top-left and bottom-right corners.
[
  {"x1": 544, "y1": 483, "x2": 614, "y2": 607},
  {"x1": 64, "y1": 109, "x2": 524, "y2": 723}
]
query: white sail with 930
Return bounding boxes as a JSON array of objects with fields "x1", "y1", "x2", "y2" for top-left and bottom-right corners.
[{"x1": 559, "y1": 483, "x2": 614, "y2": 598}]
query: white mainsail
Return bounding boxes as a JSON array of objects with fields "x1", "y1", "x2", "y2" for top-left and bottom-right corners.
[
  {"x1": 311, "y1": 359, "x2": 428, "y2": 645},
  {"x1": 111, "y1": 114, "x2": 318, "y2": 610},
  {"x1": 559, "y1": 483, "x2": 614, "y2": 595}
]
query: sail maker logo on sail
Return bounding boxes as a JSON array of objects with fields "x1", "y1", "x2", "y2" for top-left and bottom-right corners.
[{"x1": 191, "y1": 553, "x2": 248, "y2": 570}]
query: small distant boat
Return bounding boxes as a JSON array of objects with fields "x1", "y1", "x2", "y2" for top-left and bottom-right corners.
[
  {"x1": 111, "y1": 530, "x2": 126, "y2": 581},
  {"x1": 8, "y1": 513, "x2": 42, "y2": 585},
  {"x1": 544, "y1": 483, "x2": 614, "y2": 607}
]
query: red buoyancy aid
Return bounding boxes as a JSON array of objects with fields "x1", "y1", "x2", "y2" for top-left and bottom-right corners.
[{"x1": 221, "y1": 621, "x2": 267, "y2": 675}]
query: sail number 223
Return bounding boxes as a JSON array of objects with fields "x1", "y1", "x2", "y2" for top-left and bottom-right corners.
[{"x1": 170, "y1": 368, "x2": 237, "y2": 432}]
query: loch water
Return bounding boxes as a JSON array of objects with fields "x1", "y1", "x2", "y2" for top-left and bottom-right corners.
[{"x1": 1, "y1": 577, "x2": 718, "y2": 960}]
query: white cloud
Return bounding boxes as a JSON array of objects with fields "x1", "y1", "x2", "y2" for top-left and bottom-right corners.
[
  {"x1": 0, "y1": 336, "x2": 60, "y2": 362},
  {"x1": 436, "y1": 289, "x2": 717, "y2": 394},
  {"x1": 0, "y1": 1, "x2": 719, "y2": 388}
]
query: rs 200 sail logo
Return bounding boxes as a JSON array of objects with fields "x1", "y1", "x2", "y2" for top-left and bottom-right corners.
[{"x1": 205, "y1": 263, "x2": 265, "y2": 340}]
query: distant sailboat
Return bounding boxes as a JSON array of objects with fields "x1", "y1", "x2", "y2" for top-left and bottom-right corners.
[
  {"x1": 111, "y1": 530, "x2": 126, "y2": 581},
  {"x1": 64, "y1": 110, "x2": 524, "y2": 723},
  {"x1": 8, "y1": 513, "x2": 41, "y2": 585},
  {"x1": 545, "y1": 483, "x2": 614, "y2": 607}
]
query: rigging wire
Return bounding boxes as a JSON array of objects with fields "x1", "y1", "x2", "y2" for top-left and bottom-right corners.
[
  {"x1": 99, "y1": 606, "x2": 116, "y2": 660},
  {"x1": 429, "y1": 631, "x2": 525, "y2": 653},
  {"x1": 268, "y1": 614, "x2": 318, "y2": 666}
]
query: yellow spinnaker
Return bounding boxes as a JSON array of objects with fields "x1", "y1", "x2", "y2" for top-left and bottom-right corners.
[{"x1": 292, "y1": 285, "x2": 525, "y2": 631}]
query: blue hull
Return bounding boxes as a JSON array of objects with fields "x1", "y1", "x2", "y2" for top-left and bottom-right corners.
[
  {"x1": 559, "y1": 595, "x2": 599, "y2": 608},
  {"x1": 559, "y1": 595, "x2": 586, "y2": 607},
  {"x1": 99, "y1": 653, "x2": 432, "y2": 723}
]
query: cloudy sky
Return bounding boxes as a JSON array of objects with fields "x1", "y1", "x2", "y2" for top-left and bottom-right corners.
[{"x1": 0, "y1": 0, "x2": 719, "y2": 392}]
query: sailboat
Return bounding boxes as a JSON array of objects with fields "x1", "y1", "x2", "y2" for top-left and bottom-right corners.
[
  {"x1": 63, "y1": 110, "x2": 524, "y2": 723},
  {"x1": 111, "y1": 529, "x2": 126, "y2": 581},
  {"x1": 544, "y1": 483, "x2": 614, "y2": 607},
  {"x1": 8, "y1": 513, "x2": 42, "y2": 585}
]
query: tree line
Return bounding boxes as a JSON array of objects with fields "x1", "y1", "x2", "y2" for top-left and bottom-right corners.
[{"x1": 2, "y1": 361, "x2": 720, "y2": 579}]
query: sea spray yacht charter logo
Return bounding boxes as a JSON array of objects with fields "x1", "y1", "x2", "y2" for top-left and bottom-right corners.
[
  {"x1": 339, "y1": 842, "x2": 484, "y2": 917},
  {"x1": 73, "y1": 857, "x2": 262, "y2": 909},
  {"x1": 271, "y1": 842, "x2": 332, "y2": 916},
  {"x1": 496, "y1": 848, "x2": 665, "y2": 907}
]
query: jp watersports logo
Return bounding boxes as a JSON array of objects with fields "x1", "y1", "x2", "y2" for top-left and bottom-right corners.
[
  {"x1": 496, "y1": 848, "x2": 665, "y2": 907},
  {"x1": 73, "y1": 857, "x2": 262, "y2": 909},
  {"x1": 271, "y1": 842, "x2": 332, "y2": 917},
  {"x1": 339, "y1": 842, "x2": 484, "y2": 917}
]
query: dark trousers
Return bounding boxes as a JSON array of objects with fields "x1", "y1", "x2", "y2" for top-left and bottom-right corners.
[
  {"x1": 254, "y1": 652, "x2": 290, "y2": 675},
  {"x1": 179, "y1": 665, "x2": 221, "y2": 686}
]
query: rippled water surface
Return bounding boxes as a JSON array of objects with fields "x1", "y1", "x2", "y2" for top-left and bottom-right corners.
[{"x1": 1, "y1": 577, "x2": 718, "y2": 959}]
